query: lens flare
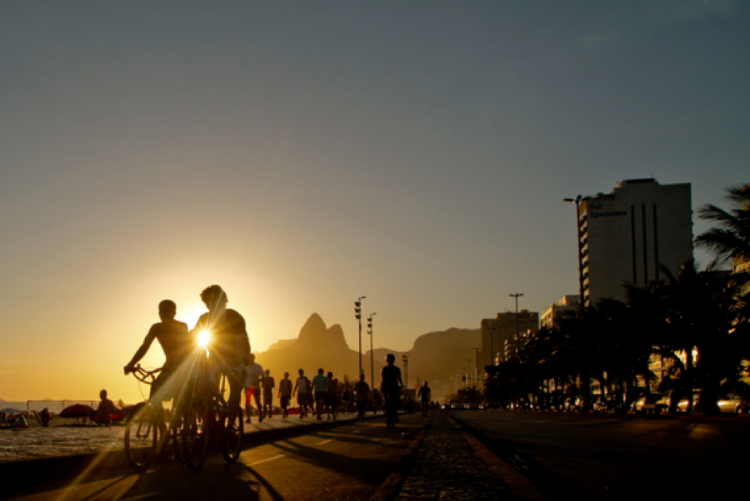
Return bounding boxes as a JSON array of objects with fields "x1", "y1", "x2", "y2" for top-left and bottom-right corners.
[{"x1": 197, "y1": 330, "x2": 211, "y2": 348}]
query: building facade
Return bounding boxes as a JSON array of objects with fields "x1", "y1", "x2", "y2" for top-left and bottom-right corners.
[
  {"x1": 480, "y1": 310, "x2": 539, "y2": 370},
  {"x1": 578, "y1": 178, "x2": 693, "y2": 305},
  {"x1": 540, "y1": 295, "x2": 580, "y2": 330}
]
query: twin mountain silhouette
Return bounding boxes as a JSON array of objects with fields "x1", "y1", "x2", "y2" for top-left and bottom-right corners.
[{"x1": 256, "y1": 313, "x2": 479, "y2": 399}]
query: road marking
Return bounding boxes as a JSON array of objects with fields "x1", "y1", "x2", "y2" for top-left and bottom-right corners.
[
  {"x1": 248, "y1": 454, "x2": 285, "y2": 466},
  {"x1": 316, "y1": 439, "x2": 333, "y2": 445}
]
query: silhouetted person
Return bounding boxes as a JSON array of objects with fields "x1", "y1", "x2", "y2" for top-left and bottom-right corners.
[
  {"x1": 418, "y1": 381, "x2": 431, "y2": 417},
  {"x1": 381, "y1": 353, "x2": 404, "y2": 428},
  {"x1": 353, "y1": 373, "x2": 371, "y2": 421},
  {"x1": 293, "y1": 369, "x2": 311, "y2": 418},
  {"x1": 245, "y1": 353, "x2": 264, "y2": 423},
  {"x1": 125, "y1": 300, "x2": 190, "y2": 433},
  {"x1": 40, "y1": 408, "x2": 50, "y2": 427},
  {"x1": 279, "y1": 372, "x2": 293, "y2": 418},
  {"x1": 312, "y1": 369, "x2": 329, "y2": 421},
  {"x1": 193, "y1": 285, "x2": 250, "y2": 426},
  {"x1": 262, "y1": 369, "x2": 275, "y2": 418},
  {"x1": 96, "y1": 389, "x2": 116, "y2": 426}
]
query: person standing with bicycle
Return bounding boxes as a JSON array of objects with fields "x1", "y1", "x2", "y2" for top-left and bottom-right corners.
[
  {"x1": 193, "y1": 285, "x2": 250, "y2": 427},
  {"x1": 124, "y1": 300, "x2": 191, "y2": 435},
  {"x1": 381, "y1": 353, "x2": 404, "y2": 428}
]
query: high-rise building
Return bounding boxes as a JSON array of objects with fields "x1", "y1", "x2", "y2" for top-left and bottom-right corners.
[
  {"x1": 577, "y1": 178, "x2": 693, "y2": 305},
  {"x1": 540, "y1": 295, "x2": 580, "y2": 329},
  {"x1": 480, "y1": 310, "x2": 539, "y2": 370}
]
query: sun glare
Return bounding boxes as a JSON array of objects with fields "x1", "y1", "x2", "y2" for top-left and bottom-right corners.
[{"x1": 197, "y1": 330, "x2": 211, "y2": 348}]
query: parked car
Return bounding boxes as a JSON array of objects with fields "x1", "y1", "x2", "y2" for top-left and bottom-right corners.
[
  {"x1": 717, "y1": 395, "x2": 749, "y2": 414},
  {"x1": 631, "y1": 393, "x2": 666, "y2": 414}
]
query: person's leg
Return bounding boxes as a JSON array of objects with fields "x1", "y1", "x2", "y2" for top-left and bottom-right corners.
[
  {"x1": 254, "y1": 391, "x2": 263, "y2": 421},
  {"x1": 245, "y1": 388, "x2": 253, "y2": 423}
]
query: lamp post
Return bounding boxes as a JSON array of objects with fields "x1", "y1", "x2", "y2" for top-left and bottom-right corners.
[
  {"x1": 564, "y1": 195, "x2": 585, "y2": 308},
  {"x1": 509, "y1": 293, "x2": 524, "y2": 356},
  {"x1": 367, "y1": 313, "x2": 376, "y2": 389},
  {"x1": 354, "y1": 296, "x2": 366, "y2": 376}
]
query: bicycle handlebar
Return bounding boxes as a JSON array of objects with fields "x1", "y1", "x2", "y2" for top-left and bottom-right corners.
[{"x1": 127, "y1": 364, "x2": 163, "y2": 385}]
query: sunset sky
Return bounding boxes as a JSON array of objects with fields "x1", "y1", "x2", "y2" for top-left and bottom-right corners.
[{"x1": 1, "y1": 1, "x2": 748, "y2": 402}]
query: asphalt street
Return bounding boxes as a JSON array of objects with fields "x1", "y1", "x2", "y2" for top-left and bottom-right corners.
[
  {"x1": 1, "y1": 414, "x2": 424, "y2": 501},
  {"x1": 449, "y1": 410, "x2": 750, "y2": 501}
]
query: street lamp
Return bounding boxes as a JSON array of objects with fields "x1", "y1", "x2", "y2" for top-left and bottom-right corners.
[
  {"x1": 367, "y1": 313, "x2": 377, "y2": 389},
  {"x1": 355, "y1": 296, "x2": 366, "y2": 375},
  {"x1": 564, "y1": 195, "x2": 585, "y2": 308},
  {"x1": 509, "y1": 293, "x2": 524, "y2": 355}
]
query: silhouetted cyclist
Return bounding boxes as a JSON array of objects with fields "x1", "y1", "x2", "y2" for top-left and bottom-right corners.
[
  {"x1": 124, "y1": 300, "x2": 191, "y2": 433},
  {"x1": 193, "y1": 285, "x2": 251, "y2": 426}
]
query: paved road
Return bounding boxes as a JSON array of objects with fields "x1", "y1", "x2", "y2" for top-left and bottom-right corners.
[
  {"x1": 3, "y1": 415, "x2": 424, "y2": 501},
  {"x1": 449, "y1": 410, "x2": 749, "y2": 501}
]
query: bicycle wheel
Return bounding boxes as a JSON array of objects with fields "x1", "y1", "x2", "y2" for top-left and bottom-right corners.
[
  {"x1": 124, "y1": 403, "x2": 158, "y2": 471},
  {"x1": 181, "y1": 399, "x2": 210, "y2": 471},
  {"x1": 219, "y1": 404, "x2": 244, "y2": 462}
]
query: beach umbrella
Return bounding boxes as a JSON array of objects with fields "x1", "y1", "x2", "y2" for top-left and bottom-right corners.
[{"x1": 59, "y1": 404, "x2": 95, "y2": 418}]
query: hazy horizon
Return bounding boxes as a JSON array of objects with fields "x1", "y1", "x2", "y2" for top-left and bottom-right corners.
[{"x1": 1, "y1": 1, "x2": 748, "y2": 402}]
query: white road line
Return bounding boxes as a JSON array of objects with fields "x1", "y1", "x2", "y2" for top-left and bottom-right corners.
[
  {"x1": 316, "y1": 439, "x2": 333, "y2": 445},
  {"x1": 248, "y1": 454, "x2": 285, "y2": 466}
]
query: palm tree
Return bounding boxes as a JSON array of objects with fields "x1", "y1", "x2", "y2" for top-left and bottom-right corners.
[{"x1": 695, "y1": 183, "x2": 750, "y2": 270}]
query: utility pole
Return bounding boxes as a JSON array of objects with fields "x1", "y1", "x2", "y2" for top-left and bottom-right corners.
[{"x1": 354, "y1": 296, "x2": 366, "y2": 375}]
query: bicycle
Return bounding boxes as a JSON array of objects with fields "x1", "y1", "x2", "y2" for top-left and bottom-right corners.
[
  {"x1": 123, "y1": 366, "x2": 184, "y2": 471},
  {"x1": 178, "y1": 352, "x2": 244, "y2": 470}
]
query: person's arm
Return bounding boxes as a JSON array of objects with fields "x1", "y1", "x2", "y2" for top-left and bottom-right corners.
[
  {"x1": 124, "y1": 326, "x2": 157, "y2": 374},
  {"x1": 293, "y1": 379, "x2": 298, "y2": 395}
]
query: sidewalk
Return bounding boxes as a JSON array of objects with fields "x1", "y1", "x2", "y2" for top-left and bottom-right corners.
[{"x1": 374, "y1": 410, "x2": 547, "y2": 501}]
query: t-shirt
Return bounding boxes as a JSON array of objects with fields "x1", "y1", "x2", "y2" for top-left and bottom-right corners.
[
  {"x1": 279, "y1": 379, "x2": 293, "y2": 397},
  {"x1": 296, "y1": 377, "x2": 309, "y2": 393},
  {"x1": 418, "y1": 386, "x2": 431, "y2": 401},
  {"x1": 97, "y1": 399, "x2": 116, "y2": 422},
  {"x1": 312, "y1": 374, "x2": 329, "y2": 393},
  {"x1": 381, "y1": 365, "x2": 402, "y2": 394},
  {"x1": 262, "y1": 376, "x2": 275, "y2": 395},
  {"x1": 245, "y1": 363, "x2": 264, "y2": 389},
  {"x1": 194, "y1": 309, "x2": 251, "y2": 367},
  {"x1": 353, "y1": 381, "x2": 371, "y2": 401}
]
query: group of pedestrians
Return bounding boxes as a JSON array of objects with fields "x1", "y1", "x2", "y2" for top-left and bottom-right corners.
[{"x1": 124, "y1": 284, "x2": 424, "y2": 431}]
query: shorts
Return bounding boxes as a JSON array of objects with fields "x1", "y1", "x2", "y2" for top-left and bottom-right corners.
[
  {"x1": 281, "y1": 396, "x2": 290, "y2": 408},
  {"x1": 245, "y1": 387, "x2": 259, "y2": 405},
  {"x1": 263, "y1": 392, "x2": 273, "y2": 404},
  {"x1": 297, "y1": 392, "x2": 309, "y2": 405}
]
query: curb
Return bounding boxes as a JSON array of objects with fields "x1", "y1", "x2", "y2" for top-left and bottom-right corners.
[
  {"x1": 369, "y1": 426, "x2": 426, "y2": 501},
  {"x1": 445, "y1": 414, "x2": 550, "y2": 500}
]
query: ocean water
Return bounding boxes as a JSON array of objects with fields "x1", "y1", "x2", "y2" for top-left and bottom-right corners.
[{"x1": 0, "y1": 401, "x2": 90, "y2": 414}]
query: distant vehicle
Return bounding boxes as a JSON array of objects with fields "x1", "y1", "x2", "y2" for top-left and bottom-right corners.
[
  {"x1": 717, "y1": 395, "x2": 748, "y2": 414},
  {"x1": 676, "y1": 393, "x2": 701, "y2": 413},
  {"x1": 632, "y1": 393, "x2": 666, "y2": 414}
]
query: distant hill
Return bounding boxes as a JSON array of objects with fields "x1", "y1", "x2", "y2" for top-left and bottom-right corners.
[{"x1": 256, "y1": 314, "x2": 480, "y2": 400}]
